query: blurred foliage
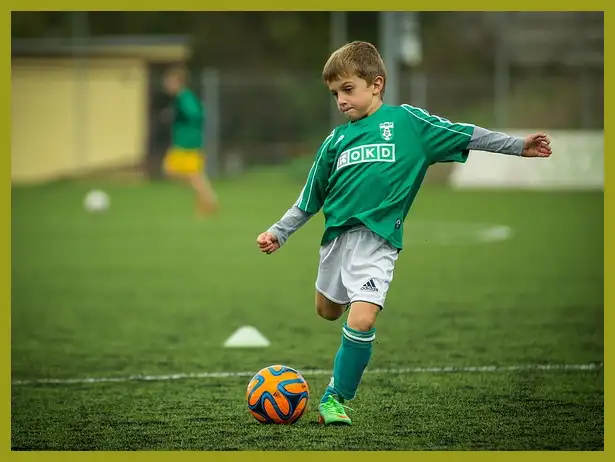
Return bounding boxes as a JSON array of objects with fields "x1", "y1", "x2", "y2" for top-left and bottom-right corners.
[
  {"x1": 11, "y1": 12, "x2": 496, "y2": 75},
  {"x1": 11, "y1": 11, "x2": 603, "y2": 171}
]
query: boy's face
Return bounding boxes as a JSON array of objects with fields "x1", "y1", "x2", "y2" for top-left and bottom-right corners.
[
  {"x1": 163, "y1": 74, "x2": 182, "y2": 95},
  {"x1": 327, "y1": 75, "x2": 384, "y2": 121}
]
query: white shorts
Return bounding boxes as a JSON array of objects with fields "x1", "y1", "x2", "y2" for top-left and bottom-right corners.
[{"x1": 315, "y1": 225, "x2": 399, "y2": 309}]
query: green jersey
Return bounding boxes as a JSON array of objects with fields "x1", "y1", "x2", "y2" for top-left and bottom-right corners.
[
  {"x1": 172, "y1": 88, "x2": 204, "y2": 150},
  {"x1": 295, "y1": 104, "x2": 475, "y2": 250}
]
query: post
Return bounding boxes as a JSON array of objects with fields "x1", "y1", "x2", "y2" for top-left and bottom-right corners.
[
  {"x1": 379, "y1": 12, "x2": 400, "y2": 106},
  {"x1": 400, "y1": 12, "x2": 424, "y2": 107},
  {"x1": 72, "y1": 11, "x2": 89, "y2": 170},
  {"x1": 201, "y1": 68, "x2": 220, "y2": 178},
  {"x1": 494, "y1": 12, "x2": 510, "y2": 129},
  {"x1": 329, "y1": 12, "x2": 348, "y2": 127}
]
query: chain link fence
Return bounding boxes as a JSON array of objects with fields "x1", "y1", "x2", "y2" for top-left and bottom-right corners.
[{"x1": 188, "y1": 67, "x2": 603, "y2": 177}]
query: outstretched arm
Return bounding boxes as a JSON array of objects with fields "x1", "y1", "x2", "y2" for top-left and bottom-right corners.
[
  {"x1": 401, "y1": 105, "x2": 552, "y2": 162},
  {"x1": 468, "y1": 126, "x2": 552, "y2": 158}
]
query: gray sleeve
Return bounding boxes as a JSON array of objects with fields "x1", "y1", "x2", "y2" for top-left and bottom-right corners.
[
  {"x1": 467, "y1": 126, "x2": 524, "y2": 155},
  {"x1": 266, "y1": 206, "x2": 314, "y2": 247}
]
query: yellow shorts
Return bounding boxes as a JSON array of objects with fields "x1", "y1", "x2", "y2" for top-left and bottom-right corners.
[{"x1": 163, "y1": 148, "x2": 205, "y2": 175}]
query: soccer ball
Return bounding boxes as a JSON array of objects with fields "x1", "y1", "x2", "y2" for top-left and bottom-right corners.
[
  {"x1": 84, "y1": 189, "x2": 110, "y2": 213},
  {"x1": 246, "y1": 365, "x2": 309, "y2": 424}
]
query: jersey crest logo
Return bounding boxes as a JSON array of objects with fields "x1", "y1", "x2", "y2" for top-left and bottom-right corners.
[{"x1": 379, "y1": 122, "x2": 394, "y2": 141}]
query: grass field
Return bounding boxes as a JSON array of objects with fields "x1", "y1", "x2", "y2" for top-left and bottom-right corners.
[{"x1": 11, "y1": 167, "x2": 604, "y2": 450}]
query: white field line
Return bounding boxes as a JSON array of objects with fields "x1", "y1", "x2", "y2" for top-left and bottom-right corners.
[{"x1": 11, "y1": 362, "x2": 603, "y2": 386}]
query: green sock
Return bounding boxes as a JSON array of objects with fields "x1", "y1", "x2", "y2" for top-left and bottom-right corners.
[{"x1": 321, "y1": 323, "x2": 375, "y2": 403}]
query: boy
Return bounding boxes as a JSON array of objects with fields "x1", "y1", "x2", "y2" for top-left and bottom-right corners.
[
  {"x1": 162, "y1": 65, "x2": 219, "y2": 216},
  {"x1": 256, "y1": 41, "x2": 551, "y2": 426}
]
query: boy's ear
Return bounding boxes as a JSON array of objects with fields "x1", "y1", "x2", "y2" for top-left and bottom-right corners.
[{"x1": 372, "y1": 76, "x2": 384, "y2": 95}]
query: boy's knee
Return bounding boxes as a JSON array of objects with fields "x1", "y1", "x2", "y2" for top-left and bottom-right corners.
[
  {"x1": 317, "y1": 305, "x2": 343, "y2": 321},
  {"x1": 346, "y1": 301, "x2": 380, "y2": 331},
  {"x1": 315, "y1": 293, "x2": 345, "y2": 321}
]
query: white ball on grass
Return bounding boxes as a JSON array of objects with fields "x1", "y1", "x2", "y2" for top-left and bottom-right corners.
[{"x1": 84, "y1": 189, "x2": 110, "y2": 213}]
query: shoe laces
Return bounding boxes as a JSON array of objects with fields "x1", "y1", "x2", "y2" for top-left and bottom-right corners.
[{"x1": 324, "y1": 395, "x2": 354, "y2": 413}]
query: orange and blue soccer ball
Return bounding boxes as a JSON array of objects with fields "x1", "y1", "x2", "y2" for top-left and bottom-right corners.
[{"x1": 246, "y1": 365, "x2": 309, "y2": 424}]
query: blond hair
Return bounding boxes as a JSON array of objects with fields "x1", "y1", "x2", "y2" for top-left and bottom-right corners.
[
  {"x1": 322, "y1": 41, "x2": 387, "y2": 97},
  {"x1": 163, "y1": 64, "x2": 190, "y2": 85}
]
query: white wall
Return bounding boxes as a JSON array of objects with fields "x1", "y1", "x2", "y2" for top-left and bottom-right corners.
[
  {"x1": 449, "y1": 130, "x2": 604, "y2": 190},
  {"x1": 12, "y1": 57, "x2": 148, "y2": 184}
]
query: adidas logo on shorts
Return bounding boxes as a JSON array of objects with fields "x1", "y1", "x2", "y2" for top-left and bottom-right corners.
[{"x1": 360, "y1": 279, "x2": 378, "y2": 292}]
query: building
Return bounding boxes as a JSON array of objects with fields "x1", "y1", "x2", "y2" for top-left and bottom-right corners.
[{"x1": 11, "y1": 35, "x2": 192, "y2": 184}]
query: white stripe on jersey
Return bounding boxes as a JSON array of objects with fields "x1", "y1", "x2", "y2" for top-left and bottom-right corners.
[
  {"x1": 296, "y1": 130, "x2": 336, "y2": 209},
  {"x1": 401, "y1": 104, "x2": 474, "y2": 137}
]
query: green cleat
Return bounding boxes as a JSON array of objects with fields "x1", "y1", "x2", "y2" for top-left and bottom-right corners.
[{"x1": 318, "y1": 395, "x2": 352, "y2": 426}]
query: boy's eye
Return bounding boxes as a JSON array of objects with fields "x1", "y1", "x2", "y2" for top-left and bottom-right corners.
[{"x1": 344, "y1": 87, "x2": 353, "y2": 93}]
